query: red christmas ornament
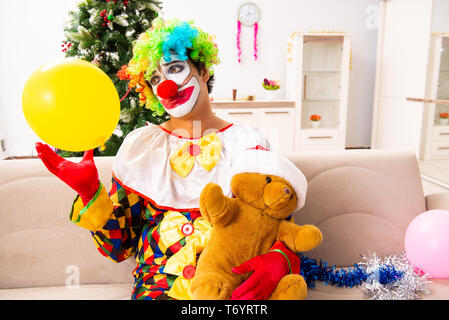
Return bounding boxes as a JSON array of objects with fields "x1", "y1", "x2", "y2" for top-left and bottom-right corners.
[
  {"x1": 61, "y1": 41, "x2": 72, "y2": 53},
  {"x1": 156, "y1": 80, "x2": 178, "y2": 99},
  {"x1": 100, "y1": 9, "x2": 113, "y2": 26}
]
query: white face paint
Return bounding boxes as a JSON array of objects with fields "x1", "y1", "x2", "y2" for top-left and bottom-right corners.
[{"x1": 149, "y1": 55, "x2": 201, "y2": 118}]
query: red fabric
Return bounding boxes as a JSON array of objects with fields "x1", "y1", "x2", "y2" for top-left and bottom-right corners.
[
  {"x1": 230, "y1": 241, "x2": 300, "y2": 300},
  {"x1": 35, "y1": 142, "x2": 100, "y2": 205},
  {"x1": 248, "y1": 145, "x2": 269, "y2": 151}
]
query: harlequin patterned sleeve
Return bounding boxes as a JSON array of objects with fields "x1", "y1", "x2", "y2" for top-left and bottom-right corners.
[{"x1": 70, "y1": 176, "x2": 148, "y2": 263}]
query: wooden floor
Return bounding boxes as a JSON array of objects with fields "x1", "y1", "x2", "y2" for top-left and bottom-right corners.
[{"x1": 419, "y1": 160, "x2": 449, "y2": 195}]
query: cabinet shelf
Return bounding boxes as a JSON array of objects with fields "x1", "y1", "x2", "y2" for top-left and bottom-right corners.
[
  {"x1": 303, "y1": 99, "x2": 341, "y2": 102},
  {"x1": 303, "y1": 70, "x2": 342, "y2": 73},
  {"x1": 212, "y1": 100, "x2": 295, "y2": 109},
  {"x1": 301, "y1": 126, "x2": 339, "y2": 130}
]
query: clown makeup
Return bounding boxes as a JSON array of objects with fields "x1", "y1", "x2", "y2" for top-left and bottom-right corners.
[{"x1": 149, "y1": 55, "x2": 201, "y2": 118}]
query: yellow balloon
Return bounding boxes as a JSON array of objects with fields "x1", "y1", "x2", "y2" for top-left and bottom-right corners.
[{"x1": 22, "y1": 58, "x2": 120, "y2": 152}]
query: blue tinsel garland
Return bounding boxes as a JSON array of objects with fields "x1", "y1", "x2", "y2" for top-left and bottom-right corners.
[{"x1": 298, "y1": 253, "x2": 404, "y2": 289}]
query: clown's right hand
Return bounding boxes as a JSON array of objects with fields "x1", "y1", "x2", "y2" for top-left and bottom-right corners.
[{"x1": 35, "y1": 142, "x2": 100, "y2": 205}]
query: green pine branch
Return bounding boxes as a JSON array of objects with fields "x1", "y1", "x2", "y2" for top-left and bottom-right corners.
[{"x1": 59, "y1": 0, "x2": 168, "y2": 157}]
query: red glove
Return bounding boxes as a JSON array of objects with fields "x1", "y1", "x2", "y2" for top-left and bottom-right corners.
[
  {"x1": 230, "y1": 241, "x2": 300, "y2": 300},
  {"x1": 35, "y1": 142, "x2": 100, "y2": 205}
]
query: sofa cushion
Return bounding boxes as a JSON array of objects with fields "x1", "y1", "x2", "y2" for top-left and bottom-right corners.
[
  {"x1": 0, "y1": 157, "x2": 134, "y2": 289},
  {"x1": 0, "y1": 284, "x2": 134, "y2": 300}
]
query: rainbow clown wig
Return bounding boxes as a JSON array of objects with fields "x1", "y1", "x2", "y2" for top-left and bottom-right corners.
[{"x1": 122, "y1": 18, "x2": 220, "y2": 116}]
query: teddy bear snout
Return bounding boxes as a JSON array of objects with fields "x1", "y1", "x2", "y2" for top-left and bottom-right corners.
[{"x1": 263, "y1": 182, "x2": 293, "y2": 210}]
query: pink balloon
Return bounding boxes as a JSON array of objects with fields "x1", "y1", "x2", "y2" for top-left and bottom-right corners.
[{"x1": 405, "y1": 210, "x2": 449, "y2": 278}]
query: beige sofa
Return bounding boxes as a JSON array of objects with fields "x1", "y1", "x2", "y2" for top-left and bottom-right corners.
[{"x1": 1, "y1": 150, "x2": 448, "y2": 300}]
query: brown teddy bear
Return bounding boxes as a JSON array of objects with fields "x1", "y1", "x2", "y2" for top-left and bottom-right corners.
[{"x1": 191, "y1": 150, "x2": 322, "y2": 300}]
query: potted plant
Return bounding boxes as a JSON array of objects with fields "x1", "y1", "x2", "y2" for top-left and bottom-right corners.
[
  {"x1": 439, "y1": 112, "x2": 449, "y2": 125},
  {"x1": 310, "y1": 114, "x2": 322, "y2": 128},
  {"x1": 262, "y1": 78, "x2": 280, "y2": 100}
]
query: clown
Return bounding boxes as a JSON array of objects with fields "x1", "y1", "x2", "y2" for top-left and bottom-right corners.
[{"x1": 36, "y1": 18, "x2": 301, "y2": 300}]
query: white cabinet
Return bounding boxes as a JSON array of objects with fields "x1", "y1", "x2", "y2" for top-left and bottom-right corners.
[
  {"x1": 213, "y1": 105, "x2": 295, "y2": 154},
  {"x1": 300, "y1": 128, "x2": 340, "y2": 151},
  {"x1": 214, "y1": 108, "x2": 260, "y2": 129},
  {"x1": 258, "y1": 108, "x2": 295, "y2": 153},
  {"x1": 287, "y1": 33, "x2": 351, "y2": 151},
  {"x1": 421, "y1": 34, "x2": 449, "y2": 159}
]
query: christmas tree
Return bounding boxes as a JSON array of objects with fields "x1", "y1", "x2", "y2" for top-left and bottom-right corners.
[{"x1": 59, "y1": 0, "x2": 169, "y2": 157}]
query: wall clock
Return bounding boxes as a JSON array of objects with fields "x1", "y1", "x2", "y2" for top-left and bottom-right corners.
[
  {"x1": 238, "y1": 2, "x2": 261, "y2": 27},
  {"x1": 236, "y1": 2, "x2": 261, "y2": 62}
]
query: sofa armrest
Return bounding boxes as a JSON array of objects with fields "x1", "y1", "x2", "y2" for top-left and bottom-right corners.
[{"x1": 425, "y1": 192, "x2": 449, "y2": 211}]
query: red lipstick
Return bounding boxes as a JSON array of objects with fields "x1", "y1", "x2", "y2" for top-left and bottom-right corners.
[{"x1": 160, "y1": 86, "x2": 194, "y2": 110}]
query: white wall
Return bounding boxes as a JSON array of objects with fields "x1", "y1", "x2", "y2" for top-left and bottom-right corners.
[
  {"x1": 0, "y1": 0, "x2": 378, "y2": 157},
  {"x1": 432, "y1": 0, "x2": 449, "y2": 32},
  {"x1": 0, "y1": 0, "x2": 79, "y2": 157}
]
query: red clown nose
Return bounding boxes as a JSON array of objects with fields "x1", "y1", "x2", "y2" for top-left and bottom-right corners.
[{"x1": 157, "y1": 80, "x2": 178, "y2": 99}]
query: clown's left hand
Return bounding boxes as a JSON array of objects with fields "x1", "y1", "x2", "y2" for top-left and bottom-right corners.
[{"x1": 230, "y1": 241, "x2": 300, "y2": 300}]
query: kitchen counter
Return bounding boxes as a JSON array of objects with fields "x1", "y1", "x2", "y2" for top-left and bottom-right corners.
[{"x1": 212, "y1": 100, "x2": 295, "y2": 109}]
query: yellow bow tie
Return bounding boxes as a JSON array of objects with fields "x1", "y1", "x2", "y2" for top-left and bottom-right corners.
[{"x1": 170, "y1": 132, "x2": 222, "y2": 178}]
